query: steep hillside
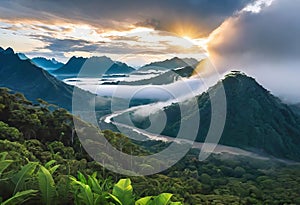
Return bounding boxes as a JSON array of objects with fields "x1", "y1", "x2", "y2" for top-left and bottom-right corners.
[
  {"x1": 132, "y1": 71, "x2": 300, "y2": 161},
  {"x1": 0, "y1": 47, "x2": 100, "y2": 111}
]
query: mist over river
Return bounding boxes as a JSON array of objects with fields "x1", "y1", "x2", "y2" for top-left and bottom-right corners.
[{"x1": 64, "y1": 77, "x2": 207, "y2": 100}]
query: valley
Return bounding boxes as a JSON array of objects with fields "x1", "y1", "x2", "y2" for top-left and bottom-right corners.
[{"x1": 1, "y1": 47, "x2": 300, "y2": 204}]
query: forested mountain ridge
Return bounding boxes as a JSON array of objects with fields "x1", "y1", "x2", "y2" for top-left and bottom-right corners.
[{"x1": 133, "y1": 71, "x2": 300, "y2": 161}]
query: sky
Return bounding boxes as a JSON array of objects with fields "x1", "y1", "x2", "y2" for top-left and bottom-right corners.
[
  {"x1": 0, "y1": 0, "x2": 253, "y2": 65},
  {"x1": 0, "y1": 0, "x2": 300, "y2": 102}
]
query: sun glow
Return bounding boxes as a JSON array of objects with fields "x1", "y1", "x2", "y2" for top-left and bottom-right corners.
[
  {"x1": 181, "y1": 35, "x2": 209, "y2": 54},
  {"x1": 171, "y1": 20, "x2": 201, "y2": 39},
  {"x1": 0, "y1": 18, "x2": 208, "y2": 65},
  {"x1": 182, "y1": 35, "x2": 192, "y2": 40}
]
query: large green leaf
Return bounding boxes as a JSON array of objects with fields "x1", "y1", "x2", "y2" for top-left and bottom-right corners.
[
  {"x1": 38, "y1": 165, "x2": 57, "y2": 205},
  {"x1": 112, "y1": 178, "x2": 134, "y2": 205},
  {"x1": 1, "y1": 190, "x2": 38, "y2": 205},
  {"x1": 135, "y1": 196, "x2": 152, "y2": 205},
  {"x1": 12, "y1": 162, "x2": 38, "y2": 194},
  {"x1": 151, "y1": 193, "x2": 173, "y2": 205}
]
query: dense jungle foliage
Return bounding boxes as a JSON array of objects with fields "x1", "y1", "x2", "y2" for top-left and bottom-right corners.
[{"x1": 1, "y1": 87, "x2": 300, "y2": 204}]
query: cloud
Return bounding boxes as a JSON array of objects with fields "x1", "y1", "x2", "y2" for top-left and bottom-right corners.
[
  {"x1": 0, "y1": 0, "x2": 253, "y2": 37},
  {"x1": 24, "y1": 26, "x2": 206, "y2": 58},
  {"x1": 135, "y1": 19, "x2": 161, "y2": 30},
  {"x1": 45, "y1": 39, "x2": 101, "y2": 53},
  {"x1": 29, "y1": 35, "x2": 136, "y2": 54},
  {"x1": 207, "y1": 0, "x2": 300, "y2": 103},
  {"x1": 106, "y1": 35, "x2": 141, "y2": 42}
]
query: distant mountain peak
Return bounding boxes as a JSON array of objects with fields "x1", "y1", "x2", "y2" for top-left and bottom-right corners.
[
  {"x1": 170, "y1": 56, "x2": 180, "y2": 60},
  {"x1": 162, "y1": 57, "x2": 184, "y2": 63},
  {"x1": 17, "y1": 53, "x2": 29, "y2": 60},
  {"x1": 225, "y1": 70, "x2": 247, "y2": 77},
  {"x1": 32, "y1": 56, "x2": 61, "y2": 64},
  {"x1": 0, "y1": 47, "x2": 4, "y2": 52},
  {"x1": 53, "y1": 55, "x2": 134, "y2": 77},
  {"x1": 68, "y1": 55, "x2": 113, "y2": 61},
  {"x1": 31, "y1": 57, "x2": 64, "y2": 70},
  {"x1": 140, "y1": 57, "x2": 198, "y2": 71},
  {"x1": 3, "y1": 47, "x2": 14, "y2": 55},
  {"x1": 70, "y1": 56, "x2": 87, "y2": 60}
]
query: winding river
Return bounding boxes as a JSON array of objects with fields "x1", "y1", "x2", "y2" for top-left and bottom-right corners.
[{"x1": 99, "y1": 103, "x2": 273, "y2": 161}]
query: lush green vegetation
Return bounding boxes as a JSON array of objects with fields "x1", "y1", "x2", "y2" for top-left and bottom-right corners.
[
  {"x1": 0, "y1": 154, "x2": 180, "y2": 205},
  {"x1": 1, "y1": 87, "x2": 300, "y2": 204}
]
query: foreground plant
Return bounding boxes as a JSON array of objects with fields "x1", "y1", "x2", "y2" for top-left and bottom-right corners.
[
  {"x1": 0, "y1": 154, "x2": 61, "y2": 205},
  {"x1": 38, "y1": 160, "x2": 59, "y2": 205},
  {"x1": 0, "y1": 190, "x2": 38, "y2": 205},
  {"x1": 0, "y1": 152, "x2": 38, "y2": 205},
  {"x1": 70, "y1": 173, "x2": 182, "y2": 205}
]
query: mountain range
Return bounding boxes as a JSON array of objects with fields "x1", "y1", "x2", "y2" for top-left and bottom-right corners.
[
  {"x1": 16, "y1": 53, "x2": 64, "y2": 70},
  {"x1": 138, "y1": 57, "x2": 198, "y2": 72},
  {"x1": 120, "y1": 58, "x2": 212, "y2": 85},
  {"x1": 0, "y1": 47, "x2": 100, "y2": 111},
  {"x1": 2, "y1": 47, "x2": 300, "y2": 161},
  {"x1": 131, "y1": 71, "x2": 300, "y2": 161},
  {"x1": 53, "y1": 56, "x2": 135, "y2": 78},
  {"x1": 119, "y1": 66, "x2": 196, "y2": 85},
  {"x1": 31, "y1": 57, "x2": 64, "y2": 70},
  {"x1": 102, "y1": 57, "x2": 200, "y2": 85}
]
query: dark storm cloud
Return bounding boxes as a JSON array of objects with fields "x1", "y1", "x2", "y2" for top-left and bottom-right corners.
[{"x1": 0, "y1": 0, "x2": 253, "y2": 36}]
